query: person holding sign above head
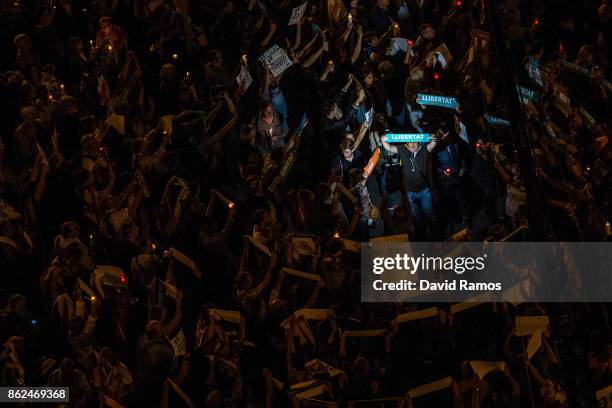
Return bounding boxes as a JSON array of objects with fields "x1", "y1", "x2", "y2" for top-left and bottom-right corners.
[{"x1": 381, "y1": 133, "x2": 438, "y2": 239}]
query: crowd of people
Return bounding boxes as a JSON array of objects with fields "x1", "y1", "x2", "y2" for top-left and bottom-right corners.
[{"x1": 0, "y1": 0, "x2": 610, "y2": 405}]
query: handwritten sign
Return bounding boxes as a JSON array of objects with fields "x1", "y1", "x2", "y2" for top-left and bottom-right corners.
[
  {"x1": 259, "y1": 45, "x2": 293, "y2": 77},
  {"x1": 416, "y1": 93, "x2": 457, "y2": 109},
  {"x1": 289, "y1": 2, "x2": 308, "y2": 25}
]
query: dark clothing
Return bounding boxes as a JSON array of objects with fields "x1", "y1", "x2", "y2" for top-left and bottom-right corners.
[
  {"x1": 370, "y1": 6, "x2": 392, "y2": 35},
  {"x1": 398, "y1": 144, "x2": 432, "y2": 192},
  {"x1": 331, "y1": 150, "x2": 365, "y2": 182}
]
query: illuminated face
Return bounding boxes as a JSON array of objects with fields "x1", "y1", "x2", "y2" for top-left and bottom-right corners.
[
  {"x1": 364, "y1": 73, "x2": 374, "y2": 87},
  {"x1": 342, "y1": 148, "x2": 353, "y2": 160},
  {"x1": 262, "y1": 105, "x2": 274, "y2": 121},
  {"x1": 422, "y1": 26, "x2": 436, "y2": 39},
  {"x1": 407, "y1": 142, "x2": 419, "y2": 152},
  {"x1": 101, "y1": 23, "x2": 111, "y2": 36}
]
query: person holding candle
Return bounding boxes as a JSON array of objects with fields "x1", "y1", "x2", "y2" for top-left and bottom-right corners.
[{"x1": 256, "y1": 100, "x2": 289, "y2": 157}]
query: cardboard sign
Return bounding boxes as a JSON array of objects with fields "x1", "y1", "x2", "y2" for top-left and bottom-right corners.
[
  {"x1": 450, "y1": 292, "x2": 492, "y2": 314},
  {"x1": 428, "y1": 43, "x2": 454, "y2": 67},
  {"x1": 259, "y1": 45, "x2": 293, "y2": 77},
  {"x1": 289, "y1": 2, "x2": 308, "y2": 25},
  {"x1": 486, "y1": 114, "x2": 511, "y2": 127},
  {"x1": 305, "y1": 359, "x2": 344, "y2": 378},
  {"x1": 408, "y1": 377, "x2": 453, "y2": 399},
  {"x1": 170, "y1": 327, "x2": 187, "y2": 356},
  {"x1": 526, "y1": 330, "x2": 542, "y2": 360},
  {"x1": 515, "y1": 316, "x2": 550, "y2": 336},
  {"x1": 283, "y1": 267, "x2": 323, "y2": 282},
  {"x1": 236, "y1": 65, "x2": 253, "y2": 92},
  {"x1": 341, "y1": 239, "x2": 360, "y2": 253},
  {"x1": 470, "y1": 361, "x2": 506, "y2": 379},
  {"x1": 501, "y1": 279, "x2": 529, "y2": 305},
  {"x1": 369, "y1": 234, "x2": 409, "y2": 243},
  {"x1": 292, "y1": 237, "x2": 319, "y2": 256},
  {"x1": 470, "y1": 29, "x2": 490, "y2": 50},
  {"x1": 596, "y1": 385, "x2": 612, "y2": 408},
  {"x1": 385, "y1": 133, "x2": 431, "y2": 143},
  {"x1": 416, "y1": 93, "x2": 457, "y2": 109},
  {"x1": 107, "y1": 113, "x2": 125, "y2": 135},
  {"x1": 395, "y1": 307, "x2": 439, "y2": 324},
  {"x1": 169, "y1": 247, "x2": 197, "y2": 270}
]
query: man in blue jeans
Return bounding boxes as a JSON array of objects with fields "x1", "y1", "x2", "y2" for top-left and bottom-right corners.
[{"x1": 381, "y1": 135, "x2": 438, "y2": 239}]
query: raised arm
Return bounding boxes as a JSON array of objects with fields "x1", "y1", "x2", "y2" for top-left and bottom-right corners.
[
  {"x1": 380, "y1": 134, "x2": 399, "y2": 153},
  {"x1": 426, "y1": 134, "x2": 439, "y2": 152},
  {"x1": 352, "y1": 122, "x2": 368, "y2": 151},
  {"x1": 350, "y1": 25, "x2": 363, "y2": 64}
]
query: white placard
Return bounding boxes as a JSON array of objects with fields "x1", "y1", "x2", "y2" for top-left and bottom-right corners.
[
  {"x1": 289, "y1": 2, "x2": 308, "y2": 25},
  {"x1": 260, "y1": 45, "x2": 293, "y2": 78},
  {"x1": 236, "y1": 65, "x2": 253, "y2": 92}
]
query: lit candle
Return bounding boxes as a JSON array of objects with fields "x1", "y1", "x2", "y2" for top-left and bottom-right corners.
[
  {"x1": 348, "y1": 13, "x2": 352, "y2": 23},
  {"x1": 605, "y1": 220, "x2": 611, "y2": 237},
  {"x1": 333, "y1": 232, "x2": 340, "y2": 238},
  {"x1": 228, "y1": 202, "x2": 235, "y2": 209},
  {"x1": 172, "y1": 53, "x2": 178, "y2": 61},
  {"x1": 107, "y1": 44, "x2": 113, "y2": 51},
  {"x1": 90, "y1": 295, "x2": 96, "y2": 302}
]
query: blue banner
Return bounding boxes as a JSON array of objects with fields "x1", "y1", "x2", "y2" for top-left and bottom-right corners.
[
  {"x1": 416, "y1": 94, "x2": 457, "y2": 109},
  {"x1": 485, "y1": 115, "x2": 511, "y2": 127},
  {"x1": 516, "y1": 85, "x2": 539, "y2": 103},
  {"x1": 386, "y1": 133, "x2": 431, "y2": 143}
]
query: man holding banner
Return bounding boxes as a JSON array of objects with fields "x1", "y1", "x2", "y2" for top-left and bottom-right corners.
[{"x1": 381, "y1": 133, "x2": 439, "y2": 239}]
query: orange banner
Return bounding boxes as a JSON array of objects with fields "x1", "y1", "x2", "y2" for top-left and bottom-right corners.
[{"x1": 363, "y1": 148, "x2": 380, "y2": 178}]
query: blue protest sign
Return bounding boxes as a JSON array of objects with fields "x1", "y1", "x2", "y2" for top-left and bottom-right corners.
[
  {"x1": 485, "y1": 115, "x2": 511, "y2": 127},
  {"x1": 416, "y1": 94, "x2": 457, "y2": 109},
  {"x1": 386, "y1": 133, "x2": 431, "y2": 143}
]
